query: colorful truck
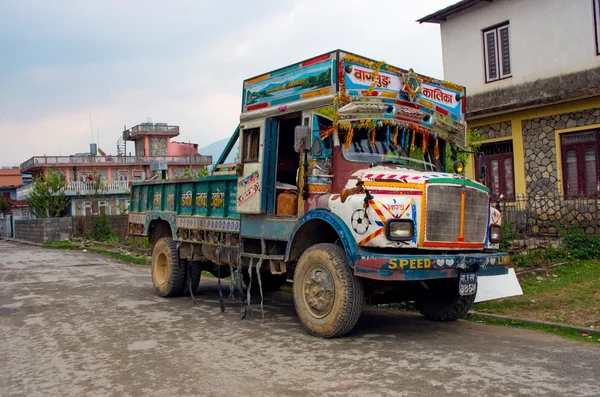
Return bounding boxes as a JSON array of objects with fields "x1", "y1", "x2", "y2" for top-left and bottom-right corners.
[{"x1": 128, "y1": 50, "x2": 516, "y2": 338}]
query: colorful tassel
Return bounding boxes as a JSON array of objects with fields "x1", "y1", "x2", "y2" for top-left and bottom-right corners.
[
  {"x1": 410, "y1": 130, "x2": 415, "y2": 152},
  {"x1": 434, "y1": 137, "x2": 440, "y2": 159},
  {"x1": 370, "y1": 127, "x2": 376, "y2": 148},
  {"x1": 394, "y1": 126, "x2": 399, "y2": 146},
  {"x1": 422, "y1": 131, "x2": 429, "y2": 154},
  {"x1": 344, "y1": 127, "x2": 354, "y2": 148},
  {"x1": 320, "y1": 126, "x2": 335, "y2": 140}
]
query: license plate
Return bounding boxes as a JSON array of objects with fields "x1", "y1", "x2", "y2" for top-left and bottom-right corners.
[{"x1": 459, "y1": 272, "x2": 477, "y2": 296}]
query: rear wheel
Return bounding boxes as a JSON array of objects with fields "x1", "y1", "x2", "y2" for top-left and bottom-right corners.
[
  {"x1": 414, "y1": 281, "x2": 476, "y2": 321},
  {"x1": 293, "y1": 243, "x2": 363, "y2": 338},
  {"x1": 151, "y1": 237, "x2": 185, "y2": 297}
]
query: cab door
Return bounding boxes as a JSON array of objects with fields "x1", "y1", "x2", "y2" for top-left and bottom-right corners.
[{"x1": 236, "y1": 120, "x2": 265, "y2": 214}]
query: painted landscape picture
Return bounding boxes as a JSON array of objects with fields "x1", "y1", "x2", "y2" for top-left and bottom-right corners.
[{"x1": 245, "y1": 60, "x2": 332, "y2": 106}]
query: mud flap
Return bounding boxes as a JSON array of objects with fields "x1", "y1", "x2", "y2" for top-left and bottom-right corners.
[{"x1": 474, "y1": 268, "x2": 523, "y2": 303}]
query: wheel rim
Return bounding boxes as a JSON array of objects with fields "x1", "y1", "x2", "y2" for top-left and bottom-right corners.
[
  {"x1": 302, "y1": 265, "x2": 335, "y2": 319},
  {"x1": 155, "y1": 252, "x2": 169, "y2": 285}
]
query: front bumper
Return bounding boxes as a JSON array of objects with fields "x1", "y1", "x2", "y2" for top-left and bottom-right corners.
[{"x1": 353, "y1": 250, "x2": 510, "y2": 281}]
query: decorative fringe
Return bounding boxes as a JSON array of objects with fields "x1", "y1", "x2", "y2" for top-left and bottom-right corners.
[
  {"x1": 385, "y1": 126, "x2": 391, "y2": 145},
  {"x1": 393, "y1": 125, "x2": 399, "y2": 146},
  {"x1": 320, "y1": 126, "x2": 335, "y2": 140},
  {"x1": 422, "y1": 131, "x2": 429, "y2": 154},
  {"x1": 410, "y1": 130, "x2": 415, "y2": 152},
  {"x1": 344, "y1": 127, "x2": 354, "y2": 148},
  {"x1": 434, "y1": 137, "x2": 440, "y2": 159},
  {"x1": 369, "y1": 126, "x2": 376, "y2": 148}
]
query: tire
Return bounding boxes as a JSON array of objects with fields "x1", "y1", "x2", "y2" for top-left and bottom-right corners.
[
  {"x1": 414, "y1": 283, "x2": 476, "y2": 321},
  {"x1": 180, "y1": 259, "x2": 201, "y2": 296},
  {"x1": 243, "y1": 268, "x2": 287, "y2": 292},
  {"x1": 293, "y1": 243, "x2": 364, "y2": 338},
  {"x1": 151, "y1": 237, "x2": 185, "y2": 297}
]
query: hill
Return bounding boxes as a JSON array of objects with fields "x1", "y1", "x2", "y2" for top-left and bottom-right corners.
[{"x1": 198, "y1": 137, "x2": 238, "y2": 165}]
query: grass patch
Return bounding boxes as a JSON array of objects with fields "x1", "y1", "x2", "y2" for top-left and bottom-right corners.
[
  {"x1": 43, "y1": 240, "x2": 150, "y2": 266},
  {"x1": 464, "y1": 313, "x2": 600, "y2": 344},
  {"x1": 474, "y1": 260, "x2": 600, "y2": 328}
]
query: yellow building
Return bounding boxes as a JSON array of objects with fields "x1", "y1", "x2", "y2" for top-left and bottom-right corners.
[{"x1": 420, "y1": 0, "x2": 600, "y2": 200}]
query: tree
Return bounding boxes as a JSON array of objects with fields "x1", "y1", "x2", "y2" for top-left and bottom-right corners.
[
  {"x1": 27, "y1": 169, "x2": 70, "y2": 218},
  {"x1": 0, "y1": 196, "x2": 13, "y2": 215}
]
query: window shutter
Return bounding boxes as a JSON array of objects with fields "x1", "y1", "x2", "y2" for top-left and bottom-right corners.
[
  {"x1": 565, "y1": 149, "x2": 579, "y2": 197},
  {"x1": 503, "y1": 157, "x2": 515, "y2": 199},
  {"x1": 584, "y1": 147, "x2": 598, "y2": 195},
  {"x1": 499, "y1": 26, "x2": 511, "y2": 77},
  {"x1": 484, "y1": 30, "x2": 498, "y2": 81}
]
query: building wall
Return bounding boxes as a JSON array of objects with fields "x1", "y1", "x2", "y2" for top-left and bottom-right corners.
[
  {"x1": 441, "y1": 0, "x2": 600, "y2": 95},
  {"x1": 467, "y1": 97, "x2": 600, "y2": 197},
  {"x1": 70, "y1": 195, "x2": 130, "y2": 216},
  {"x1": 0, "y1": 169, "x2": 23, "y2": 186},
  {"x1": 14, "y1": 217, "x2": 73, "y2": 244},
  {"x1": 149, "y1": 137, "x2": 168, "y2": 156},
  {"x1": 168, "y1": 141, "x2": 198, "y2": 156}
]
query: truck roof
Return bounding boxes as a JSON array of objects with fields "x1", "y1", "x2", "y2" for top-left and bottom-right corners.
[{"x1": 241, "y1": 49, "x2": 467, "y2": 149}]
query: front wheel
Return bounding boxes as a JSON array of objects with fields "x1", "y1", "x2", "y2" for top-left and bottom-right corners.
[
  {"x1": 414, "y1": 282, "x2": 475, "y2": 321},
  {"x1": 293, "y1": 243, "x2": 364, "y2": 338}
]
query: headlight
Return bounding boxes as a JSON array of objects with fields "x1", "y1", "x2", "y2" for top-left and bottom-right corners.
[
  {"x1": 386, "y1": 220, "x2": 414, "y2": 240},
  {"x1": 489, "y1": 225, "x2": 501, "y2": 243}
]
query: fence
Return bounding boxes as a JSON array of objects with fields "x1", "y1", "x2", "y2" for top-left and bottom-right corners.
[{"x1": 498, "y1": 193, "x2": 600, "y2": 249}]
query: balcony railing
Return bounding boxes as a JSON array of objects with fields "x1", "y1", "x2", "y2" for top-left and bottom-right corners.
[
  {"x1": 17, "y1": 180, "x2": 132, "y2": 200},
  {"x1": 20, "y1": 154, "x2": 212, "y2": 173}
]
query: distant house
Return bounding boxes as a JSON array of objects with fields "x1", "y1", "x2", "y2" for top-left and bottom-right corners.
[
  {"x1": 0, "y1": 167, "x2": 29, "y2": 218},
  {"x1": 419, "y1": 0, "x2": 600, "y2": 200},
  {"x1": 18, "y1": 122, "x2": 212, "y2": 216}
]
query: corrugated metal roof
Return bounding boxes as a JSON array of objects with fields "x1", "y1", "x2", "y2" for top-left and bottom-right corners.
[{"x1": 417, "y1": 0, "x2": 493, "y2": 24}]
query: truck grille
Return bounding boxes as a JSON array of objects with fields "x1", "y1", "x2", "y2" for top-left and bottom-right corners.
[{"x1": 425, "y1": 185, "x2": 489, "y2": 243}]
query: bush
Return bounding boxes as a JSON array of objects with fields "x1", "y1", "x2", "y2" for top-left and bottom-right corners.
[
  {"x1": 560, "y1": 227, "x2": 600, "y2": 260},
  {"x1": 92, "y1": 213, "x2": 115, "y2": 241}
]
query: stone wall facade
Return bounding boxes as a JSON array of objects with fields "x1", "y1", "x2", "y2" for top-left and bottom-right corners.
[
  {"x1": 15, "y1": 217, "x2": 73, "y2": 244},
  {"x1": 479, "y1": 121, "x2": 512, "y2": 140},
  {"x1": 522, "y1": 107, "x2": 600, "y2": 196}
]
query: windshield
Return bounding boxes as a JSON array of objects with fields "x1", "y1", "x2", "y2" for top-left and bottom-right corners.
[{"x1": 341, "y1": 126, "x2": 444, "y2": 172}]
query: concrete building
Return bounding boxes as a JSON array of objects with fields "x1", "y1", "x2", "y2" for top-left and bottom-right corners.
[
  {"x1": 18, "y1": 122, "x2": 212, "y2": 216},
  {"x1": 419, "y1": 0, "x2": 600, "y2": 200}
]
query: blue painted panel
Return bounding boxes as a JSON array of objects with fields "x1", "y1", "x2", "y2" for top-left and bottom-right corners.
[
  {"x1": 262, "y1": 118, "x2": 279, "y2": 214},
  {"x1": 241, "y1": 216, "x2": 297, "y2": 241},
  {"x1": 285, "y1": 209, "x2": 358, "y2": 265},
  {"x1": 270, "y1": 95, "x2": 301, "y2": 106}
]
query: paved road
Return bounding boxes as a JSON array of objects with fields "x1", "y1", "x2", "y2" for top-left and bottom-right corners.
[{"x1": 0, "y1": 240, "x2": 598, "y2": 397}]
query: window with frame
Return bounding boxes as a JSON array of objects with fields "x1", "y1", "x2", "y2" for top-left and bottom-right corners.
[
  {"x1": 477, "y1": 141, "x2": 515, "y2": 200},
  {"x1": 483, "y1": 22, "x2": 512, "y2": 83},
  {"x1": 242, "y1": 128, "x2": 260, "y2": 163},
  {"x1": 594, "y1": 0, "x2": 600, "y2": 55},
  {"x1": 118, "y1": 170, "x2": 129, "y2": 180},
  {"x1": 561, "y1": 130, "x2": 599, "y2": 198}
]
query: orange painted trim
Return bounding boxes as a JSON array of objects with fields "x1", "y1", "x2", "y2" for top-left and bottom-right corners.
[
  {"x1": 423, "y1": 242, "x2": 485, "y2": 248},
  {"x1": 107, "y1": 168, "x2": 112, "y2": 180},
  {"x1": 301, "y1": 88, "x2": 331, "y2": 98},
  {"x1": 363, "y1": 182, "x2": 424, "y2": 190},
  {"x1": 65, "y1": 170, "x2": 70, "y2": 182},
  {"x1": 168, "y1": 168, "x2": 173, "y2": 180},
  {"x1": 144, "y1": 137, "x2": 149, "y2": 156},
  {"x1": 247, "y1": 74, "x2": 269, "y2": 85},
  {"x1": 458, "y1": 190, "x2": 465, "y2": 242}
]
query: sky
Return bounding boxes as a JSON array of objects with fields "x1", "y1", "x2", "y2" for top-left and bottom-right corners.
[{"x1": 0, "y1": 0, "x2": 457, "y2": 166}]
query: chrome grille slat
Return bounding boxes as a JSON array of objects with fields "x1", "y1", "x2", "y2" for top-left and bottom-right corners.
[{"x1": 426, "y1": 185, "x2": 488, "y2": 243}]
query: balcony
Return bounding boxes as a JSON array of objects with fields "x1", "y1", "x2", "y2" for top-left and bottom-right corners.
[
  {"x1": 17, "y1": 180, "x2": 132, "y2": 200},
  {"x1": 124, "y1": 123, "x2": 180, "y2": 140},
  {"x1": 20, "y1": 154, "x2": 212, "y2": 174}
]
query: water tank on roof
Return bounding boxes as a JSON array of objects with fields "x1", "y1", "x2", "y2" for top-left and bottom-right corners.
[{"x1": 90, "y1": 143, "x2": 97, "y2": 156}]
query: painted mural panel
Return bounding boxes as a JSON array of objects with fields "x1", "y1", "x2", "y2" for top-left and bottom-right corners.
[{"x1": 242, "y1": 53, "x2": 336, "y2": 112}]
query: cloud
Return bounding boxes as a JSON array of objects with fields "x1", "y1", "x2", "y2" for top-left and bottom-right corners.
[{"x1": 0, "y1": 0, "x2": 454, "y2": 165}]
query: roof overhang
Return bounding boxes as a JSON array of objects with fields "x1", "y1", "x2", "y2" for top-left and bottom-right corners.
[{"x1": 417, "y1": 0, "x2": 493, "y2": 24}]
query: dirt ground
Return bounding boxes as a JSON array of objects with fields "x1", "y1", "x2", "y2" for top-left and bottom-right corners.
[{"x1": 0, "y1": 240, "x2": 598, "y2": 397}]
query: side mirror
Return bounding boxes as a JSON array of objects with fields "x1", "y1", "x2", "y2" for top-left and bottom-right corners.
[{"x1": 294, "y1": 126, "x2": 311, "y2": 152}]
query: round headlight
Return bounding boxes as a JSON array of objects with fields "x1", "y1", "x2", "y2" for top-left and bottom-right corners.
[{"x1": 453, "y1": 160, "x2": 465, "y2": 173}]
